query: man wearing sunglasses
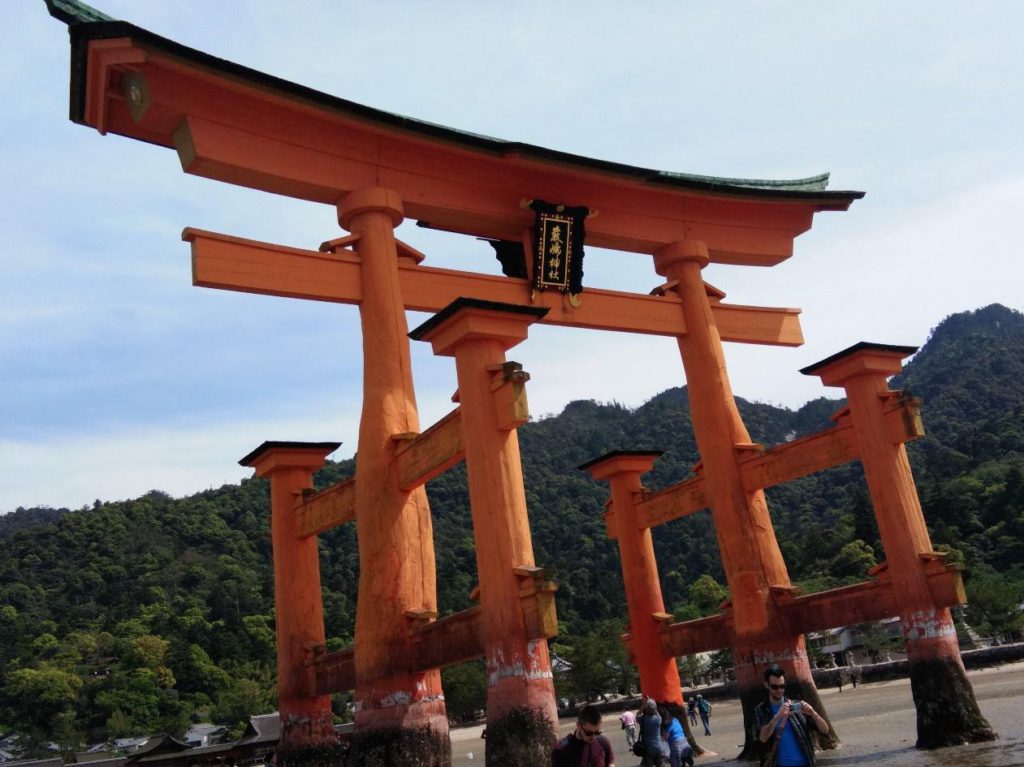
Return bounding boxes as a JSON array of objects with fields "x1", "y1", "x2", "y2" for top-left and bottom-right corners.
[
  {"x1": 552, "y1": 704, "x2": 616, "y2": 766},
  {"x1": 753, "y1": 665, "x2": 829, "y2": 767}
]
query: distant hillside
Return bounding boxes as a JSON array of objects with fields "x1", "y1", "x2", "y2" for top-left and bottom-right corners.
[
  {"x1": 1, "y1": 304, "x2": 1022, "y2": 747},
  {"x1": 0, "y1": 506, "x2": 68, "y2": 541}
]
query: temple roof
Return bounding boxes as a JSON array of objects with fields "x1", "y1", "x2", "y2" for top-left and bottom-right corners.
[{"x1": 45, "y1": 0, "x2": 861, "y2": 205}]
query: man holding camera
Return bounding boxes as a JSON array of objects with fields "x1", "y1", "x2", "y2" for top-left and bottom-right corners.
[{"x1": 753, "y1": 665, "x2": 830, "y2": 767}]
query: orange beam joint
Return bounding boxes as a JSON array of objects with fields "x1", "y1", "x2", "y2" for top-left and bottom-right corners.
[
  {"x1": 295, "y1": 477, "x2": 355, "y2": 537},
  {"x1": 411, "y1": 607, "x2": 484, "y2": 671},
  {"x1": 631, "y1": 394, "x2": 923, "y2": 529},
  {"x1": 488, "y1": 361, "x2": 531, "y2": 430},
  {"x1": 775, "y1": 564, "x2": 966, "y2": 637},
  {"x1": 514, "y1": 566, "x2": 560, "y2": 640},
  {"x1": 310, "y1": 648, "x2": 355, "y2": 697},
  {"x1": 660, "y1": 612, "x2": 735, "y2": 658},
  {"x1": 392, "y1": 407, "x2": 465, "y2": 490}
]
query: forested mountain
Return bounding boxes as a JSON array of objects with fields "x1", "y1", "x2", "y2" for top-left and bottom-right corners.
[{"x1": 1, "y1": 304, "x2": 1022, "y2": 750}]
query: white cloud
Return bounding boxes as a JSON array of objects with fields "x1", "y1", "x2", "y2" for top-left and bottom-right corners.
[{"x1": 0, "y1": 398, "x2": 362, "y2": 514}]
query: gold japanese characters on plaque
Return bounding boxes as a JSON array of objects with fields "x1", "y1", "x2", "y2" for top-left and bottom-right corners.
[{"x1": 529, "y1": 200, "x2": 588, "y2": 298}]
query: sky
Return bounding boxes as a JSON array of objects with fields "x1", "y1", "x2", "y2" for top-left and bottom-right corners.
[{"x1": 1, "y1": 1, "x2": 1022, "y2": 513}]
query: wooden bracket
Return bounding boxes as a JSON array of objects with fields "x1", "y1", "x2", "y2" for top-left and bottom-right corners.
[
  {"x1": 404, "y1": 608, "x2": 438, "y2": 626},
  {"x1": 395, "y1": 238, "x2": 427, "y2": 264},
  {"x1": 515, "y1": 564, "x2": 559, "y2": 638},
  {"x1": 302, "y1": 641, "x2": 327, "y2": 666},
  {"x1": 491, "y1": 361, "x2": 531, "y2": 430},
  {"x1": 649, "y1": 279, "x2": 679, "y2": 297},
  {"x1": 318, "y1": 233, "x2": 361, "y2": 253}
]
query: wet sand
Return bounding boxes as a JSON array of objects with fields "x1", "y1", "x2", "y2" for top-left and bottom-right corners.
[{"x1": 449, "y1": 661, "x2": 1024, "y2": 765}]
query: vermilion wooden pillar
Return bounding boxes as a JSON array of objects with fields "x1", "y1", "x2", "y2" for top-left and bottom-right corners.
[
  {"x1": 805, "y1": 343, "x2": 996, "y2": 748},
  {"x1": 653, "y1": 240, "x2": 835, "y2": 756},
  {"x1": 580, "y1": 452, "x2": 683, "y2": 702},
  {"x1": 412, "y1": 299, "x2": 559, "y2": 767},
  {"x1": 581, "y1": 452, "x2": 701, "y2": 749},
  {"x1": 338, "y1": 188, "x2": 450, "y2": 765},
  {"x1": 239, "y1": 441, "x2": 340, "y2": 757}
]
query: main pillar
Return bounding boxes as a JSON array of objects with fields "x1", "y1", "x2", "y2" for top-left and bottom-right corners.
[
  {"x1": 653, "y1": 240, "x2": 836, "y2": 756},
  {"x1": 412, "y1": 298, "x2": 559, "y2": 767},
  {"x1": 805, "y1": 343, "x2": 996, "y2": 748},
  {"x1": 239, "y1": 441, "x2": 341, "y2": 763},
  {"x1": 581, "y1": 451, "x2": 701, "y2": 750},
  {"x1": 338, "y1": 188, "x2": 450, "y2": 765}
]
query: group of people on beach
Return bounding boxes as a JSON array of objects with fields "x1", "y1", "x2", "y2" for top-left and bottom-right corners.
[{"x1": 551, "y1": 664, "x2": 828, "y2": 767}]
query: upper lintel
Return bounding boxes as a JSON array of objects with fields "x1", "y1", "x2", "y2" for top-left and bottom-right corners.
[{"x1": 49, "y1": 1, "x2": 864, "y2": 264}]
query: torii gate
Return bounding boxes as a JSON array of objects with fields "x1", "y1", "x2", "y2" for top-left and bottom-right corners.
[{"x1": 47, "y1": 1, "x2": 996, "y2": 764}]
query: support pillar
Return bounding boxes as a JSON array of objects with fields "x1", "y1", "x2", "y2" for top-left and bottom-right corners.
[
  {"x1": 412, "y1": 298, "x2": 558, "y2": 767},
  {"x1": 805, "y1": 343, "x2": 996, "y2": 748},
  {"x1": 239, "y1": 441, "x2": 341, "y2": 762},
  {"x1": 581, "y1": 451, "x2": 701, "y2": 750},
  {"x1": 338, "y1": 188, "x2": 450, "y2": 765},
  {"x1": 653, "y1": 241, "x2": 836, "y2": 756}
]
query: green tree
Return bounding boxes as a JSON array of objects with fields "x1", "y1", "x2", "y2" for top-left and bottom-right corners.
[
  {"x1": 1, "y1": 666, "x2": 83, "y2": 743},
  {"x1": 828, "y1": 540, "x2": 877, "y2": 579},
  {"x1": 552, "y1": 634, "x2": 618, "y2": 703},
  {"x1": 688, "y1": 575, "x2": 727, "y2": 616},
  {"x1": 441, "y1": 661, "x2": 487, "y2": 723},
  {"x1": 966, "y1": 571, "x2": 1024, "y2": 643},
  {"x1": 213, "y1": 677, "x2": 272, "y2": 736}
]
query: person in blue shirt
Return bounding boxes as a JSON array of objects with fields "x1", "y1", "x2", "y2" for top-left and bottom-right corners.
[
  {"x1": 752, "y1": 665, "x2": 830, "y2": 767},
  {"x1": 658, "y1": 706, "x2": 694, "y2": 767}
]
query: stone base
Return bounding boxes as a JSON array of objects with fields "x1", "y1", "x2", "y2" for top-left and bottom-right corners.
[
  {"x1": 345, "y1": 726, "x2": 451, "y2": 766},
  {"x1": 910, "y1": 656, "x2": 997, "y2": 749},
  {"x1": 484, "y1": 705, "x2": 558, "y2": 766}
]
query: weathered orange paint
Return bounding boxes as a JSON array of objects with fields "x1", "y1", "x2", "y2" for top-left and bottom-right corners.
[
  {"x1": 240, "y1": 443, "x2": 338, "y2": 749},
  {"x1": 654, "y1": 242, "x2": 791, "y2": 633},
  {"x1": 415, "y1": 301, "x2": 558, "y2": 761},
  {"x1": 652, "y1": 241, "x2": 831, "y2": 752},
  {"x1": 582, "y1": 453, "x2": 683, "y2": 705},
  {"x1": 809, "y1": 347, "x2": 960, "y2": 654},
  {"x1": 337, "y1": 189, "x2": 449, "y2": 746},
  {"x1": 808, "y1": 344, "x2": 995, "y2": 746}
]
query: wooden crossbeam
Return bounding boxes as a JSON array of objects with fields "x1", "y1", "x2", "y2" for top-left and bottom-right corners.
[
  {"x1": 739, "y1": 396, "x2": 923, "y2": 493},
  {"x1": 625, "y1": 396, "x2": 923, "y2": 532},
  {"x1": 183, "y1": 228, "x2": 805, "y2": 346},
  {"x1": 310, "y1": 580, "x2": 559, "y2": 694},
  {"x1": 659, "y1": 613, "x2": 734, "y2": 658},
  {"x1": 411, "y1": 607, "x2": 485, "y2": 671},
  {"x1": 295, "y1": 478, "x2": 355, "y2": 538},
  {"x1": 635, "y1": 474, "x2": 707, "y2": 529},
  {"x1": 292, "y1": 408, "x2": 465, "y2": 535},
  {"x1": 310, "y1": 648, "x2": 354, "y2": 697},
  {"x1": 394, "y1": 408, "x2": 465, "y2": 491},
  {"x1": 657, "y1": 563, "x2": 964, "y2": 659}
]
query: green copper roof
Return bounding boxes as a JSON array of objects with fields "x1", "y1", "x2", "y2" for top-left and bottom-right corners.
[
  {"x1": 43, "y1": 0, "x2": 112, "y2": 24},
  {"x1": 46, "y1": 0, "x2": 861, "y2": 202}
]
